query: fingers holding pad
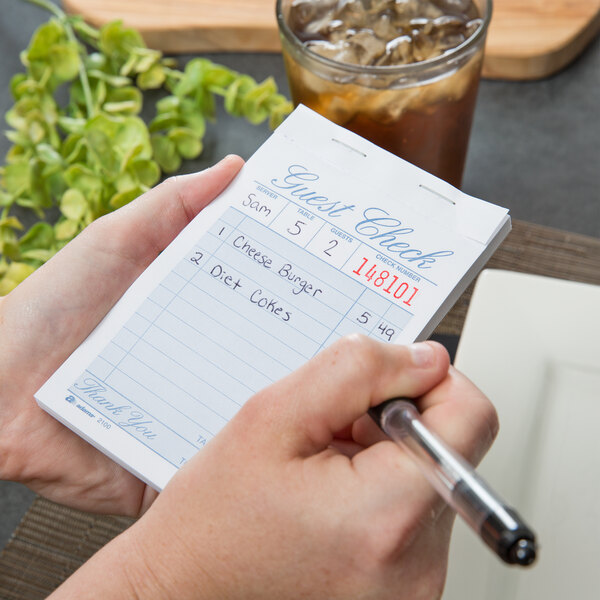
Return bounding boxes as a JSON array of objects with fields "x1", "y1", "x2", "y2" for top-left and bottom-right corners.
[{"x1": 242, "y1": 336, "x2": 450, "y2": 456}]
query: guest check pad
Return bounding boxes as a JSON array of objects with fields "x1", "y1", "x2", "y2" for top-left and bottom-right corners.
[{"x1": 36, "y1": 106, "x2": 510, "y2": 490}]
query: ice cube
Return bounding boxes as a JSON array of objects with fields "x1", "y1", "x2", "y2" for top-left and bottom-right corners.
[
  {"x1": 393, "y1": 0, "x2": 420, "y2": 21},
  {"x1": 409, "y1": 17, "x2": 434, "y2": 35},
  {"x1": 411, "y1": 28, "x2": 438, "y2": 61},
  {"x1": 437, "y1": 31, "x2": 466, "y2": 52},
  {"x1": 334, "y1": 0, "x2": 368, "y2": 29},
  {"x1": 363, "y1": 85, "x2": 421, "y2": 124},
  {"x1": 372, "y1": 11, "x2": 397, "y2": 41},
  {"x1": 432, "y1": 0, "x2": 476, "y2": 18},
  {"x1": 432, "y1": 15, "x2": 466, "y2": 30},
  {"x1": 327, "y1": 19, "x2": 354, "y2": 43},
  {"x1": 306, "y1": 39, "x2": 362, "y2": 65},
  {"x1": 465, "y1": 18, "x2": 483, "y2": 38},
  {"x1": 288, "y1": 0, "x2": 338, "y2": 37},
  {"x1": 393, "y1": 1, "x2": 442, "y2": 29},
  {"x1": 378, "y1": 35, "x2": 413, "y2": 65},
  {"x1": 347, "y1": 29, "x2": 387, "y2": 65},
  {"x1": 319, "y1": 91, "x2": 360, "y2": 125},
  {"x1": 364, "y1": 0, "x2": 395, "y2": 13}
]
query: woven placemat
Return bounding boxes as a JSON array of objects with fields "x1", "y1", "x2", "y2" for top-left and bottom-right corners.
[
  {"x1": 1, "y1": 219, "x2": 598, "y2": 599},
  {"x1": 0, "y1": 497, "x2": 133, "y2": 600}
]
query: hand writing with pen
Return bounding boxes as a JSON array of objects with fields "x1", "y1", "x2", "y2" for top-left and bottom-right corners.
[{"x1": 0, "y1": 156, "x2": 498, "y2": 599}]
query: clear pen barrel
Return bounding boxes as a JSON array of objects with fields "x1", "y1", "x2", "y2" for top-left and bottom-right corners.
[{"x1": 380, "y1": 401, "x2": 517, "y2": 532}]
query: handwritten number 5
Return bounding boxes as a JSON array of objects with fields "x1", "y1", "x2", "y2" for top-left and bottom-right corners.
[
  {"x1": 287, "y1": 220, "x2": 305, "y2": 236},
  {"x1": 357, "y1": 311, "x2": 371, "y2": 325}
]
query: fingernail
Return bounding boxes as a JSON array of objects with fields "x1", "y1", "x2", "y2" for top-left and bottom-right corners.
[{"x1": 408, "y1": 342, "x2": 435, "y2": 368}]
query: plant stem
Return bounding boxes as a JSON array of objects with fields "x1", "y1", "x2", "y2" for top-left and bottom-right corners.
[{"x1": 22, "y1": 0, "x2": 95, "y2": 118}]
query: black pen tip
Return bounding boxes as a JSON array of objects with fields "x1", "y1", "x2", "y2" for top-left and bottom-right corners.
[{"x1": 509, "y1": 538, "x2": 537, "y2": 566}]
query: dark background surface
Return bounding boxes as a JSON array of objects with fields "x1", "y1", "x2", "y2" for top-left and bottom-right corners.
[{"x1": 1, "y1": 0, "x2": 599, "y2": 551}]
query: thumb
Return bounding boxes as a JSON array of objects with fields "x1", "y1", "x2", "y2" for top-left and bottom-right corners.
[{"x1": 239, "y1": 336, "x2": 450, "y2": 457}]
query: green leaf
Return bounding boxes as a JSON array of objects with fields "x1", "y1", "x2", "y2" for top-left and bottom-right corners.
[
  {"x1": 114, "y1": 116, "x2": 152, "y2": 159},
  {"x1": 40, "y1": 93, "x2": 59, "y2": 125},
  {"x1": 87, "y1": 69, "x2": 131, "y2": 87},
  {"x1": 115, "y1": 171, "x2": 136, "y2": 192},
  {"x1": 58, "y1": 116, "x2": 86, "y2": 134},
  {"x1": 168, "y1": 127, "x2": 202, "y2": 159},
  {"x1": 119, "y1": 53, "x2": 138, "y2": 77},
  {"x1": 103, "y1": 86, "x2": 143, "y2": 115},
  {"x1": 0, "y1": 215, "x2": 24, "y2": 230},
  {"x1": 60, "y1": 189, "x2": 88, "y2": 220},
  {"x1": 2, "y1": 162, "x2": 30, "y2": 196},
  {"x1": 130, "y1": 158, "x2": 160, "y2": 187},
  {"x1": 26, "y1": 20, "x2": 65, "y2": 62},
  {"x1": 133, "y1": 52, "x2": 159, "y2": 74},
  {"x1": 49, "y1": 42, "x2": 81, "y2": 81},
  {"x1": 20, "y1": 248, "x2": 56, "y2": 263},
  {"x1": 18, "y1": 222, "x2": 55, "y2": 253},
  {"x1": 151, "y1": 134, "x2": 181, "y2": 173},
  {"x1": 109, "y1": 186, "x2": 144, "y2": 209},
  {"x1": 174, "y1": 59, "x2": 205, "y2": 97},
  {"x1": 137, "y1": 64, "x2": 166, "y2": 90},
  {"x1": 54, "y1": 218, "x2": 80, "y2": 241},
  {"x1": 64, "y1": 164, "x2": 103, "y2": 196},
  {"x1": 204, "y1": 63, "x2": 236, "y2": 92},
  {"x1": 119, "y1": 143, "x2": 145, "y2": 172},
  {"x1": 72, "y1": 18, "x2": 101, "y2": 44},
  {"x1": 36, "y1": 143, "x2": 63, "y2": 165},
  {"x1": 4, "y1": 130, "x2": 29, "y2": 146},
  {"x1": 156, "y1": 95, "x2": 180, "y2": 114},
  {"x1": 85, "y1": 128, "x2": 120, "y2": 175},
  {"x1": 29, "y1": 158, "x2": 52, "y2": 209},
  {"x1": 10, "y1": 74, "x2": 28, "y2": 100},
  {"x1": 84, "y1": 114, "x2": 146, "y2": 170},
  {"x1": 103, "y1": 101, "x2": 136, "y2": 114},
  {"x1": 28, "y1": 120, "x2": 46, "y2": 144},
  {"x1": 99, "y1": 21, "x2": 146, "y2": 61},
  {"x1": 0, "y1": 262, "x2": 35, "y2": 294},
  {"x1": 62, "y1": 134, "x2": 87, "y2": 163},
  {"x1": 241, "y1": 77, "x2": 277, "y2": 124},
  {"x1": 0, "y1": 191, "x2": 13, "y2": 208},
  {"x1": 12, "y1": 77, "x2": 39, "y2": 100},
  {"x1": 86, "y1": 52, "x2": 107, "y2": 71},
  {"x1": 91, "y1": 78, "x2": 107, "y2": 108},
  {"x1": 224, "y1": 75, "x2": 255, "y2": 116},
  {"x1": 149, "y1": 111, "x2": 183, "y2": 133}
]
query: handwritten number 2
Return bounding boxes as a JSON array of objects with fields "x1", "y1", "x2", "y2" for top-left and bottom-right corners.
[
  {"x1": 324, "y1": 239, "x2": 338, "y2": 256},
  {"x1": 287, "y1": 220, "x2": 305, "y2": 236}
]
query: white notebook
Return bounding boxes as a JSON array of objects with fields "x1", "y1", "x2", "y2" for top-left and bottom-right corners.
[{"x1": 36, "y1": 105, "x2": 510, "y2": 490}]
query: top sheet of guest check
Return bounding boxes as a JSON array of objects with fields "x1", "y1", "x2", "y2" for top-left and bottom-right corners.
[{"x1": 36, "y1": 106, "x2": 510, "y2": 490}]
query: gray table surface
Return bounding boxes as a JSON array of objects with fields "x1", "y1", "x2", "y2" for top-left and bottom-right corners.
[{"x1": 1, "y1": 0, "x2": 599, "y2": 552}]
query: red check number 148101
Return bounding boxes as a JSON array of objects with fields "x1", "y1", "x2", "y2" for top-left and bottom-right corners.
[{"x1": 352, "y1": 257, "x2": 419, "y2": 307}]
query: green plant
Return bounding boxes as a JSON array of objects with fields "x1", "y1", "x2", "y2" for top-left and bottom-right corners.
[{"x1": 0, "y1": 0, "x2": 292, "y2": 295}]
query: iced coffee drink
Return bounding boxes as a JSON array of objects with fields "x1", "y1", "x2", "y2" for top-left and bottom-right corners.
[{"x1": 277, "y1": 0, "x2": 491, "y2": 187}]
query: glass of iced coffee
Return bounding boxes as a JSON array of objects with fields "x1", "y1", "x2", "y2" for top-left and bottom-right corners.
[{"x1": 276, "y1": 0, "x2": 492, "y2": 188}]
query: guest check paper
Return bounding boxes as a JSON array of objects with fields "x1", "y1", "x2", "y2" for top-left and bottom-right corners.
[{"x1": 36, "y1": 106, "x2": 510, "y2": 490}]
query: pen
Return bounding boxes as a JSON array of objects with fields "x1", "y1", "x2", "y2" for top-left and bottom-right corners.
[{"x1": 368, "y1": 398, "x2": 537, "y2": 566}]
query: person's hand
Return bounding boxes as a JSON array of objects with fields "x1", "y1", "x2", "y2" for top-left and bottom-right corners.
[
  {"x1": 0, "y1": 155, "x2": 244, "y2": 516},
  {"x1": 53, "y1": 336, "x2": 498, "y2": 600}
]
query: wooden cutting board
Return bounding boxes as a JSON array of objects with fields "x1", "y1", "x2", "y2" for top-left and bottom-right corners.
[{"x1": 63, "y1": 0, "x2": 600, "y2": 80}]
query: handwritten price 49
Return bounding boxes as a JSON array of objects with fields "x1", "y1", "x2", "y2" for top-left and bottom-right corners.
[{"x1": 352, "y1": 257, "x2": 419, "y2": 307}]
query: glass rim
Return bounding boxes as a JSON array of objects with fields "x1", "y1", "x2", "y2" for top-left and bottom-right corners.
[{"x1": 276, "y1": 0, "x2": 493, "y2": 76}]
